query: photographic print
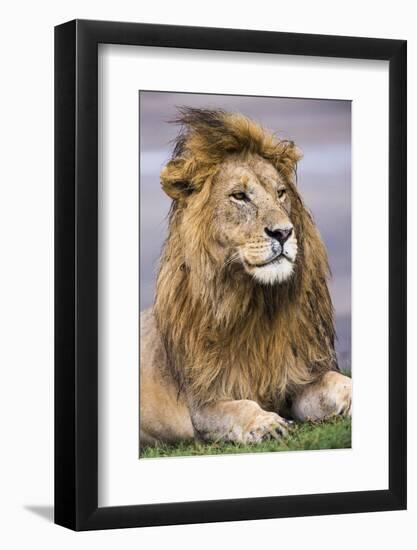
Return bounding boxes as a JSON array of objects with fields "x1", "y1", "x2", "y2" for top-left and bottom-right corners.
[
  {"x1": 139, "y1": 91, "x2": 351, "y2": 458},
  {"x1": 55, "y1": 21, "x2": 406, "y2": 529}
]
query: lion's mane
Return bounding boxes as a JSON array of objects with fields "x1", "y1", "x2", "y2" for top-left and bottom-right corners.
[{"x1": 154, "y1": 108, "x2": 338, "y2": 410}]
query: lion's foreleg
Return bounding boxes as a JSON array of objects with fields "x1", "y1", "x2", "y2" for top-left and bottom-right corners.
[
  {"x1": 190, "y1": 399, "x2": 291, "y2": 444},
  {"x1": 291, "y1": 371, "x2": 352, "y2": 422}
]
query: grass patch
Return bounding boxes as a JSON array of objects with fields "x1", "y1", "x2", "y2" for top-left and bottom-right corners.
[{"x1": 140, "y1": 416, "x2": 351, "y2": 458}]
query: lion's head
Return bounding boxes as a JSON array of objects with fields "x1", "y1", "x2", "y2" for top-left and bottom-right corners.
[
  {"x1": 160, "y1": 108, "x2": 303, "y2": 286},
  {"x1": 155, "y1": 108, "x2": 337, "y2": 408}
]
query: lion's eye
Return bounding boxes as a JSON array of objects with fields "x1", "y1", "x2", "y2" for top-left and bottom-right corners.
[
  {"x1": 231, "y1": 192, "x2": 249, "y2": 202},
  {"x1": 277, "y1": 188, "x2": 286, "y2": 200}
]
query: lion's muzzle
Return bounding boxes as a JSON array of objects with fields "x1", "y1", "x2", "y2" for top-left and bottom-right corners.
[{"x1": 239, "y1": 226, "x2": 298, "y2": 285}]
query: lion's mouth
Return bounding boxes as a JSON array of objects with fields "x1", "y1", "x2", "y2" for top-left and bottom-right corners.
[{"x1": 245, "y1": 252, "x2": 293, "y2": 268}]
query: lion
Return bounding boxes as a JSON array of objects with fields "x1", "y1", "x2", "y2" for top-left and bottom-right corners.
[{"x1": 140, "y1": 107, "x2": 352, "y2": 448}]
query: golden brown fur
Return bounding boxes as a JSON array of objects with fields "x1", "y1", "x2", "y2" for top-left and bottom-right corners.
[{"x1": 154, "y1": 108, "x2": 337, "y2": 413}]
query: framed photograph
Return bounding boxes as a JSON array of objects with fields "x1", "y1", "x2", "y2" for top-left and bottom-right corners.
[{"x1": 55, "y1": 19, "x2": 407, "y2": 530}]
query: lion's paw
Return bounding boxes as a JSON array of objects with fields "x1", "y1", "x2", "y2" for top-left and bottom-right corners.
[
  {"x1": 231, "y1": 411, "x2": 292, "y2": 444},
  {"x1": 291, "y1": 371, "x2": 352, "y2": 422}
]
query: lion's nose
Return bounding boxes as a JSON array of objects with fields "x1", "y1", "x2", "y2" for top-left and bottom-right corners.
[{"x1": 265, "y1": 226, "x2": 293, "y2": 245}]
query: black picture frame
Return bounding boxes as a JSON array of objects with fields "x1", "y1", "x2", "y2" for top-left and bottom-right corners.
[{"x1": 55, "y1": 19, "x2": 407, "y2": 531}]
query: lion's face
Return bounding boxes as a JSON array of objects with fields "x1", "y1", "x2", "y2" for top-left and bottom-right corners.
[{"x1": 210, "y1": 154, "x2": 298, "y2": 285}]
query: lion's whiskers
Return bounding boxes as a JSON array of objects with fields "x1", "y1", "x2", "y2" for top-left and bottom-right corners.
[{"x1": 221, "y1": 252, "x2": 240, "y2": 271}]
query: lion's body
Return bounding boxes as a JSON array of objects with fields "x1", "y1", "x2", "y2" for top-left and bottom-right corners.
[
  {"x1": 140, "y1": 108, "x2": 351, "y2": 447},
  {"x1": 140, "y1": 309, "x2": 193, "y2": 446}
]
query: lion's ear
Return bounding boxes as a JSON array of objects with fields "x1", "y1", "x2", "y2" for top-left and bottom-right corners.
[
  {"x1": 160, "y1": 159, "x2": 195, "y2": 200},
  {"x1": 274, "y1": 141, "x2": 303, "y2": 179}
]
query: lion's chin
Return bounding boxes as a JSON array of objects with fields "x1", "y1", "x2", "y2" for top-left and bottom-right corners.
[{"x1": 245, "y1": 256, "x2": 295, "y2": 285}]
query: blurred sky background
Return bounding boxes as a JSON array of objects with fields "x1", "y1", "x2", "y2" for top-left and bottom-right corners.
[{"x1": 140, "y1": 91, "x2": 351, "y2": 372}]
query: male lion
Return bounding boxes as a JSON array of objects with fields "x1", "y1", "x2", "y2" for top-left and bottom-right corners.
[{"x1": 140, "y1": 108, "x2": 351, "y2": 447}]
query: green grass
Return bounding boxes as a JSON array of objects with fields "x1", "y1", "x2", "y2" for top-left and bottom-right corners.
[{"x1": 140, "y1": 416, "x2": 351, "y2": 458}]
